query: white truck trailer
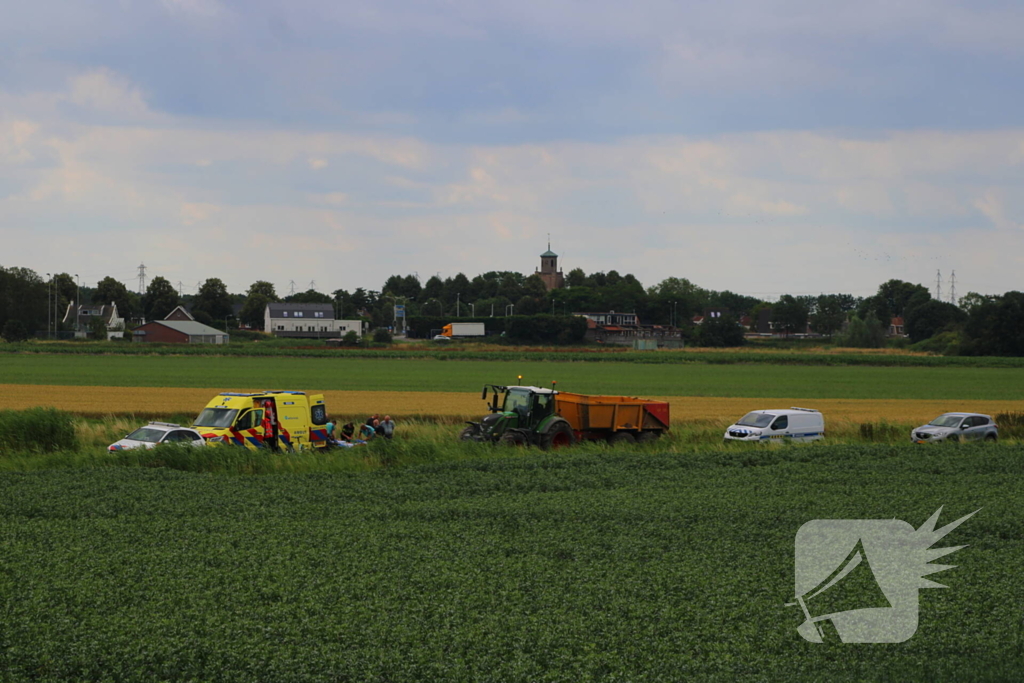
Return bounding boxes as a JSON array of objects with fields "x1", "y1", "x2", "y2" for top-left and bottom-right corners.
[{"x1": 443, "y1": 322, "x2": 485, "y2": 337}]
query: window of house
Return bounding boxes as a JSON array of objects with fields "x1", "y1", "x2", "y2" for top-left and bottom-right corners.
[
  {"x1": 295, "y1": 311, "x2": 303, "y2": 317},
  {"x1": 277, "y1": 325, "x2": 284, "y2": 331},
  {"x1": 283, "y1": 311, "x2": 288, "y2": 317}
]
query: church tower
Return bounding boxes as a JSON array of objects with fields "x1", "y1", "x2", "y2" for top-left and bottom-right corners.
[{"x1": 535, "y1": 240, "x2": 565, "y2": 291}]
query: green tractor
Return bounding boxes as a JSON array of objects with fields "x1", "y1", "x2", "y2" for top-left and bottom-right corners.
[{"x1": 459, "y1": 384, "x2": 576, "y2": 449}]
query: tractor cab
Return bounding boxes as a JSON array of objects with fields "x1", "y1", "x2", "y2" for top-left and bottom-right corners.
[{"x1": 466, "y1": 385, "x2": 560, "y2": 443}]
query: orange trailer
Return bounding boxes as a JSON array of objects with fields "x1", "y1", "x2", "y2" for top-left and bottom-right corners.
[{"x1": 554, "y1": 391, "x2": 670, "y2": 443}]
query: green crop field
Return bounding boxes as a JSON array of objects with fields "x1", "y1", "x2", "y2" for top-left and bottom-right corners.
[
  {"x1": 3, "y1": 353, "x2": 1024, "y2": 400},
  {"x1": 1, "y1": 445, "x2": 1021, "y2": 681}
]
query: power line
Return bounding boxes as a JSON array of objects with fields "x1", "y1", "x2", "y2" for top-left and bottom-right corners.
[
  {"x1": 935, "y1": 269, "x2": 942, "y2": 302},
  {"x1": 289, "y1": 280, "x2": 296, "y2": 296}
]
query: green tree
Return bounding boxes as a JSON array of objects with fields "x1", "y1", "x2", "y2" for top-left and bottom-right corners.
[
  {"x1": 2, "y1": 319, "x2": 30, "y2": 342},
  {"x1": 838, "y1": 313, "x2": 886, "y2": 348},
  {"x1": 143, "y1": 276, "x2": 179, "y2": 321},
  {"x1": 93, "y1": 277, "x2": 137, "y2": 319},
  {"x1": 773, "y1": 295, "x2": 810, "y2": 336},
  {"x1": 88, "y1": 316, "x2": 109, "y2": 340},
  {"x1": 958, "y1": 292, "x2": 995, "y2": 314},
  {"x1": 284, "y1": 289, "x2": 331, "y2": 304},
  {"x1": 192, "y1": 278, "x2": 233, "y2": 321},
  {"x1": 698, "y1": 314, "x2": 745, "y2": 347},
  {"x1": 239, "y1": 281, "x2": 278, "y2": 330},
  {"x1": 859, "y1": 279, "x2": 930, "y2": 323},
  {"x1": 565, "y1": 268, "x2": 587, "y2": 288},
  {"x1": 962, "y1": 291, "x2": 1024, "y2": 357},
  {"x1": 904, "y1": 299, "x2": 967, "y2": 343},
  {"x1": 810, "y1": 294, "x2": 846, "y2": 337},
  {"x1": 0, "y1": 266, "x2": 46, "y2": 334}
]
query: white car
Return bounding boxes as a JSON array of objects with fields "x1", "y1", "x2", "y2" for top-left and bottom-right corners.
[
  {"x1": 108, "y1": 422, "x2": 207, "y2": 452},
  {"x1": 724, "y1": 407, "x2": 825, "y2": 443},
  {"x1": 432, "y1": 334, "x2": 452, "y2": 342},
  {"x1": 911, "y1": 413, "x2": 999, "y2": 444}
]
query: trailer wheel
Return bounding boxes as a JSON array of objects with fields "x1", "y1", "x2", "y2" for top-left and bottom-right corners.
[
  {"x1": 499, "y1": 430, "x2": 528, "y2": 447},
  {"x1": 637, "y1": 431, "x2": 660, "y2": 443},
  {"x1": 540, "y1": 421, "x2": 576, "y2": 450},
  {"x1": 459, "y1": 425, "x2": 480, "y2": 441},
  {"x1": 608, "y1": 431, "x2": 636, "y2": 446}
]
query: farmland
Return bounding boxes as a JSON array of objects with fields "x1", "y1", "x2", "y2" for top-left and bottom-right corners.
[
  {"x1": 3, "y1": 353, "x2": 1024, "y2": 399},
  {"x1": 1, "y1": 446, "x2": 1021, "y2": 681}
]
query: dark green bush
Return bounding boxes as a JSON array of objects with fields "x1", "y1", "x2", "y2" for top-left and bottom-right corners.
[
  {"x1": 0, "y1": 407, "x2": 76, "y2": 453},
  {"x1": 2, "y1": 319, "x2": 30, "y2": 342}
]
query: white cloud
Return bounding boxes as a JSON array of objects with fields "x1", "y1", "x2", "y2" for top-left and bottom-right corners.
[
  {"x1": 4, "y1": 70, "x2": 1024, "y2": 296},
  {"x1": 67, "y1": 68, "x2": 149, "y2": 116}
]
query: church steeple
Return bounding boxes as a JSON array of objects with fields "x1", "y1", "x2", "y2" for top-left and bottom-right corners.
[{"x1": 536, "y1": 236, "x2": 564, "y2": 290}]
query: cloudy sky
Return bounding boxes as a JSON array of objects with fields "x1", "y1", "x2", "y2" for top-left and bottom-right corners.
[{"x1": 2, "y1": 0, "x2": 1023, "y2": 300}]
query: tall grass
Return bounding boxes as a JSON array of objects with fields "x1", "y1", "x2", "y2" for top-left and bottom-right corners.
[
  {"x1": 0, "y1": 407, "x2": 76, "y2": 453},
  {"x1": 0, "y1": 410, "x2": 1014, "y2": 475}
]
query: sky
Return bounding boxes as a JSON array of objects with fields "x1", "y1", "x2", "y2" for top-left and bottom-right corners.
[{"x1": 2, "y1": 0, "x2": 1023, "y2": 301}]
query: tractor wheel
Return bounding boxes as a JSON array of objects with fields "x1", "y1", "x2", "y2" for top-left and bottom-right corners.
[
  {"x1": 459, "y1": 425, "x2": 480, "y2": 442},
  {"x1": 540, "y1": 421, "x2": 576, "y2": 450},
  {"x1": 499, "y1": 430, "x2": 528, "y2": 447},
  {"x1": 637, "y1": 431, "x2": 660, "y2": 444},
  {"x1": 608, "y1": 431, "x2": 636, "y2": 446}
]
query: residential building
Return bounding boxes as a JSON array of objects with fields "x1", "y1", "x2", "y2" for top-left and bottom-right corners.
[
  {"x1": 889, "y1": 317, "x2": 906, "y2": 337},
  {"x1": 62, "y1": 302, "x2": 124, "y2": 340},
  {"x1": 264, "y1": 303, "x2": 363, "y2": 338},
  {"x1": 132, "y1": 320, "x2": 230, "y2": 344}
]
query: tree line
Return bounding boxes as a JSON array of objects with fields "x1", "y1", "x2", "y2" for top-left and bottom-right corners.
[{"x1": 1, "y1": 264, "x2": 1021, "y2": 355}]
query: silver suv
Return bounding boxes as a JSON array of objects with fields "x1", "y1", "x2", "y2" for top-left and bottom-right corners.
[{"x1": 911, "y1": 413, "x2": 998, "y2": 444}]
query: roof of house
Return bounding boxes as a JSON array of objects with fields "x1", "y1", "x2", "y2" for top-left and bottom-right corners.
[
  {"x1": 64, "y1": 303, "x2": 119, "y2": 325},
  {"x1": 144, "y1": 320, "x2": 229, "y2": 336},
  {"x1": 891, "y1": 316, "x2": 905, "y2": 326},
  {"x1": 540, "y1": 249, "x2": 558, "y2": 258},
  {"x1": 266, "y1": 302, "x2": 334, "y2": 317},
  {"x1": 164, "y1": 305, "x2": 194, "y2": 321}
]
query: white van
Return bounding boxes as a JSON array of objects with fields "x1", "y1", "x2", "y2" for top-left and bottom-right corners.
[{"x1": 723, "y1": 407, "x2": 824, "y2": 443}]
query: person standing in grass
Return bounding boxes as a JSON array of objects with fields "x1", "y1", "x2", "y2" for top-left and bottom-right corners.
[{"x1": 380, "y1": 415, "x2": 395, "y2": 439}]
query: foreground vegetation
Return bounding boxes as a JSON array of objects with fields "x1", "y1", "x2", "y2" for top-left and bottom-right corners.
[{"x1": 1, "y1": 444, "x2": 1020, "y2": 681}]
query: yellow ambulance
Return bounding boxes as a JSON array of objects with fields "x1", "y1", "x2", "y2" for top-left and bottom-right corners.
[{"x1": 192, "y1": 391, "x2": 329, "y2": 451}]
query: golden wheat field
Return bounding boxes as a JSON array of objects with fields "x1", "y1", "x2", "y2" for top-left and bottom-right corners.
[{"x1": 4, "y1": 383, "x2": 1024, "y2": 427}]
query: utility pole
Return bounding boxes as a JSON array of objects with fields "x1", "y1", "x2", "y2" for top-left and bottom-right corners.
[
  {"x1": 949, "y1": 270, "x2": 957, "y2": 305},
  {"x1": 46, "y1": 274, "x2": 51, "y2": 339},
  {"x1": 309, "y1": 280, "x2": 316, "y2": 291},
  {"x1": 137, "y1": 263, "x2": 147, "y2": 295},
  {"x1": 289, "y1": 280, "x2": 296, "y2": 297},
  {"x1": 177, "y1": 281, "x2": 184, "y2": 298},
  {"x1": 75, "y1": 274, "x2": 80, "y2": 335},
  {"x1": 935, "y1": 269, "x2": 942, "y2": 302}
]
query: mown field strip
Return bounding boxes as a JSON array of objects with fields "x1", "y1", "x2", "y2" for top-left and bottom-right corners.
[
  {"x1": 3, "y1": 353, "x2": 1024, "y2": 399},
  {"x1": 5, "y1": 384, "x2": 1024, "y2": 425}
]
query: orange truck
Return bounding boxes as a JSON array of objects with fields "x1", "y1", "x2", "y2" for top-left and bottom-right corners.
[{"x1": 460, "y1": 384, "x2": 670, "y2": 448}]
